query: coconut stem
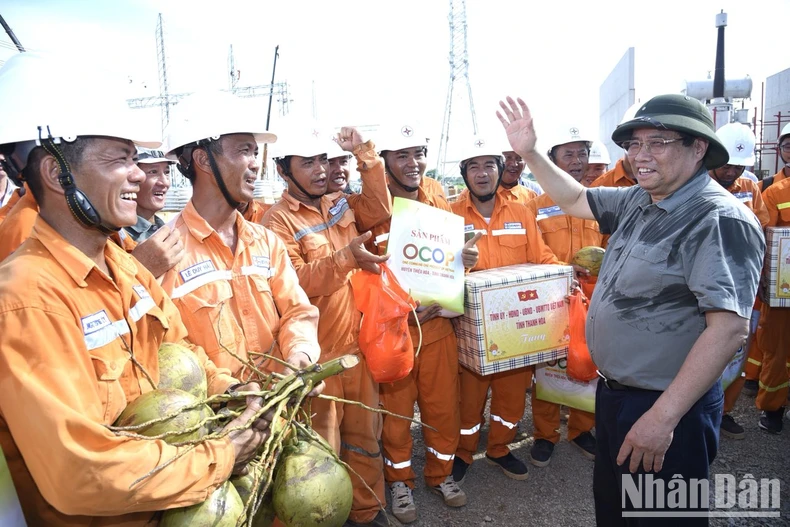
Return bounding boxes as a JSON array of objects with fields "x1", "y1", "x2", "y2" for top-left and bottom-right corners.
[{"x1": 315, "y1": 393, "x2": 437, "y2": 432}]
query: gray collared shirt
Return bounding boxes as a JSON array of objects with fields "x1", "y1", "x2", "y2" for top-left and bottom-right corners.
[
  {"x1": 585, "y1": 168, "x2": 765, "y2": 391},
  {"x1": 124, "y1": 215, "x2": 165, "y2": 242}
]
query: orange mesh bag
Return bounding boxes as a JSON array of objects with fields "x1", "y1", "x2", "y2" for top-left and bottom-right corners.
[
  {"x1": 350, "y1": 263, "x2": 418, "y2": 383},
  {"x1": 566, "y1": 288, "x2": 598, "y2": 381}
]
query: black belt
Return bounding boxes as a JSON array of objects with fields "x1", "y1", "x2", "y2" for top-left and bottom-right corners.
[{"x1": 596, "y1": 371, "x2": 655, "y2": 392}]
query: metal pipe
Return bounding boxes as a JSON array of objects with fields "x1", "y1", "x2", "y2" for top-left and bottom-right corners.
[{"x1": 0, "y1": 14, "x2": 24, "y2": 52}]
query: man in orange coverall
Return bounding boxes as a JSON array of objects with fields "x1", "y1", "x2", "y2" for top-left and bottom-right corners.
[
  {"x1": 451, "y1": 136, "x2": 559, "y2": 484},
  {"x1": 0, "y1": 53, "x2": 272, "y2": 526},
  {"x1": 367, "y1": 122, "x2": 481, "y2": 524},
  {"x1": 753, "y1": 169, "x2": 790, "y2": 434},
  {"x1": 741, "y1": 124, "x2": 790, "y2": 397},
  {"x1": 158, "y1": 92, "x2": 321, "y2": 385},
  {"x1": 369, "y1": 124, "x2": 480, "y2": 523},
  {"x1": 523, "y1": 126, "x2": 602, "y2": 467},
  {"x1": 263, "y1": 122, "x2": 392, "y2": 527},
  {"x1": 706, "y1": 123, "x2": 769, "y2": 439},
  {"x1": 455, "y1": 150, "x2": 537, "y2": 205}
]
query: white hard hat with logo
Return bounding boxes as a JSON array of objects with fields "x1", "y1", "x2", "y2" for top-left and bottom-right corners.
[
  {"x1": 376, "y1": 122, "x2": 430, "y2": 153},
  {"x1": 588, "y1": 140, "x2": 611, "y2": 165},
  {"x1": 716, "y1": 123, "x2": 755, "y2": 166},
  {"x1": 268, "y1": 119, "x2": 332, "y2": 160},
  {"x1": 457, "y1": 135, "x2": 506, "y2": 165},
  {"x1": 0, "y1": 52, "x2": 160, "y2": 181},
  {"x1": 547, "y1": 125, "x2": 593, "y2": 155},
  {"x1": 164, "y1": 91, "x2": 276, "y2": 157}
]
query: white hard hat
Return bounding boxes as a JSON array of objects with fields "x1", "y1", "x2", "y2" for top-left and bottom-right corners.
[
  {"x1": 164, "y1": 91, "x2": 276, "y2": 156},
  {"x1": 0, "y1": 53, "x2": 160, "y2": 153},
  {"x1": 376, "y1": 122, "x2": 429, "y2": 153},
  {"x1": 137, "y1": 147, "x2": 174, "y2": 164},
  {"x1": 547, "y1": 125, "x2": 593, "y2": 154},
  {"x1": 457, "y1": 135, "x2": 505, "y2": 164},
  {"x1": 269, "y1": 119, "x2": 332, "y2": 160},
  {"x1": 779, "y1": 123, "x2": 790, "y2": 145},
  {"x1": 716, "y1": 123, "x2": 755, "y2": 166},
  {"x1": 588, "y1": 140, "x2": 611, "y2": 165}
]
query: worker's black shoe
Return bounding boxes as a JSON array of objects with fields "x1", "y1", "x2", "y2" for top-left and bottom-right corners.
[{"x1": 485, "y1": 452, "x2": 529, "y2": 480}]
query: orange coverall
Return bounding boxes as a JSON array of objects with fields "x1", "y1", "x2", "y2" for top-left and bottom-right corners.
[
  {"x1": 0, "y1": 185, "x2": 23, "y2": 223},
  {"x1": 159, "y1": 202, "x2": 320, "y2": 382},
  {"x1": 0, "y1": 189, "x2": 38, "y2": 261},
  {"x1": 242, "y1": 199, "x2": 273, "y2": 223},
  {"x1": 456, "y1": 184, "x2": 538, "y2": 205},
  {"x1": 0, "y1": 190, "x2": 138, "y2": 262},
  {"x1": 0, "y1": 218, "x2": 237, "y2": 526},
  {"x1": 589, "y1": 158, "x2": 636, "y2": 189},
  {"x1": 525, "y1": 193, "x2": 603, "y2": 445},
  {"x1": 368, "y1": 183, "x2": 461, "y2": 488},
  {"x1": 719, "y1": 177, "x2": 769, "y2": 412},
  {"x1": 452, "y1": 194, "x2": 559, "y2": 463},
  {"x1": 263, "y1": 142, "x2": 390, "y2": 523},
  {"x1": 758, "y1": 167, "x2": 789, "y2": 191},
  {"x1": 754, "y1": 178, "x2": 790, "y2": 412}
]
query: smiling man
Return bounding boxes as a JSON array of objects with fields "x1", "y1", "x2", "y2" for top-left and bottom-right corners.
[
  {"x1": 264, "y1": 123, "x2": 392, "y2": 527},
  {"x1": 124, "y1": 148, "x2": 173, "y2": 242},
  {"x1": 499, "y1": 94, "x2": 765, "y2": 526},
  {"x1": 450, "y1": 137, "x2": 558, "y2": 487},
  {"x1": 0, "y1": 54, "x2": 273, "y2": 526},
  {"x1": 158, "y1": 92, "x2": 321, "y2": 385}
]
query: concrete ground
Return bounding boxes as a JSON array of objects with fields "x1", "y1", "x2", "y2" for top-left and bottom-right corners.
[{"x1": 380, "y1": 390, "x2": 790, "y2": 526}]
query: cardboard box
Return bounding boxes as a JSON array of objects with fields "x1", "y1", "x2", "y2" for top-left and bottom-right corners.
[
  {"x1": 453, "y1": 264, "x2": 573, "y2": 375},
  {"x1": 761, "y1": 227, "x2": 790, "y2": 308}
]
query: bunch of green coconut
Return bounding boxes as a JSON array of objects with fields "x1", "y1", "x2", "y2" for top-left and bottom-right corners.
[{"x1": 108, "y1": 342, "x2": 358, "y2": 527}]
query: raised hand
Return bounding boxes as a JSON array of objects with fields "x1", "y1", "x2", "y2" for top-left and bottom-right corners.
[
  {"x1": 496, "y1": 96, "x2": 539, "y2": 158},
  {"x1": 336, "y1": 127, "x2": 366, "y2": 152}
]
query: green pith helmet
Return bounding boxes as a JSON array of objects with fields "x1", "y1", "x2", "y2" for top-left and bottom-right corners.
[{"x1": 611, "y1": 94, "x2": 729, "y2": 169}]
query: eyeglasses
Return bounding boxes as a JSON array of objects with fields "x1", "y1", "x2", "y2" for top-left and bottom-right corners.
[{"x1": 620, "y1": 137, "x2": 684, "y2": 156}]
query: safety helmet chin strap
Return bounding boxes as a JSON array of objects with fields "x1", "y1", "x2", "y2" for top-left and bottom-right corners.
[
  {"x1": 199, "y1": 139, "x2": 241, "y2": 209},
  {"x1": 38, "y1": 127, "x2": 119, "y2": 235},
  {"x1": 387, "y1": 171, "x2": 420, "y2": 194},
  {"x1": 276, "y1": 157, "x2": 326, "y2": 201},
  {"x1": 460, "y1": 159, "x2": 504, "y2": 203}
]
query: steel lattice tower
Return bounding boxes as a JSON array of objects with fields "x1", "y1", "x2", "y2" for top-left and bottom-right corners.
[{"x1": 437, "y1": 0, "x2": 478, "y2": 178}]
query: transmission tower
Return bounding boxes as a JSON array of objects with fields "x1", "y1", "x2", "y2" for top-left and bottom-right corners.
[
  {"x1": 436, "y1": 0, "x2": 478, "y2": 178},
  {"x1": 155, "y1": 13, "x2": 170, "y2": 131},
  {"x1": 228, "y1": 44, "x2": 240, "y2": 90},
  {"x1": 128, "y1": 15, "x2": 291, "y2": 133}
]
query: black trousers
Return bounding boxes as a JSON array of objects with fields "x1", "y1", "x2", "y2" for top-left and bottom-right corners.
[{"x1": 593, "y1": 380, "x2": 723, "y2": 526}]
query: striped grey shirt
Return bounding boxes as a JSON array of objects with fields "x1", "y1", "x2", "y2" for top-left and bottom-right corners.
[{"x1": 585, "y1": 168, "x2": 765, "y2": 391}]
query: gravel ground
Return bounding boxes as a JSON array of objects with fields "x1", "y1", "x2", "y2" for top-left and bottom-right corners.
[{"x1": 379, "y1": 390, "x2": 790, "y2": 527}]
